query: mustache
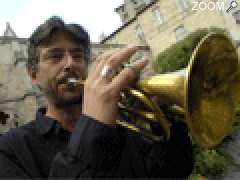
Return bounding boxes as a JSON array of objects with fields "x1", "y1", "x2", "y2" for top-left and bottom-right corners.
[{"x1": 57, "y1": 73, "x2": 83, "y2": 84}]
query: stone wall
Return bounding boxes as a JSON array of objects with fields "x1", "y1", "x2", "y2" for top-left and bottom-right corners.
[
  {"x1": 0, "y1": 37, "x2": 37, "y2": 133},
  {"x1": 103, "y1": 0, "x2": 240, "y2": 58}
]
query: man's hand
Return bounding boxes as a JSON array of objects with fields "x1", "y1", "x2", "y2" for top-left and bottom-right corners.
[{"x1": 83, "y1": 46, "x2": 149, "y2": 126}]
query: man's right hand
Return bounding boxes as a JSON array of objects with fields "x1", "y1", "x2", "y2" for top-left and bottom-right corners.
[{"x1": 83, "y1": 46, "x2": 149, "y2": 126}]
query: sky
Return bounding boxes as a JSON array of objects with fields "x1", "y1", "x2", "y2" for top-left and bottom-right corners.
[{"x1": 0, "y1": 0, "x2": 123, "y2": 42}]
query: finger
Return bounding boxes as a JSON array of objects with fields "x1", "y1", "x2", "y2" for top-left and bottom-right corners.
[
  {"x1": 98, "y1": 50, "x2": 116, "y2": 61},
  {"x1": 102, "y1": 46, "x2": 142, "y2": 71},
  {"x1": 95, "y1": 50, "x2": 116, "y2": 72},
  {"x1": 88, "y1": 51, "x2": 114, "y2": 77},
  {"x1": 92, "y1": 46, "x2": 141, "y2": 82},
  {"x1": 88, "y1": 47, "x2": 138, "y2": 84},
  {"x1": 109, "y1": 58, "x2": 149, "y2": 93}
]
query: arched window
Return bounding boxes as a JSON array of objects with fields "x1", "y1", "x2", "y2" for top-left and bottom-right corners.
[
  {"x1": 136, "y1": 25, "x2": 146, "y2": 42},
  {"x1": 177, "y1": 0, "x2": 191, "y2": 10},
  {"x1": 175, "y1": 25, "x2": 187, "y2": 41}
]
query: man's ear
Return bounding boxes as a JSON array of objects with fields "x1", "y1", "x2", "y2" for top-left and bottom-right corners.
[{"x1": 27, "y1": 67, "x2": 38, "y2": 85}]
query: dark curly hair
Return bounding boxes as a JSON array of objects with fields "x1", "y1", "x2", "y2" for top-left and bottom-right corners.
[{"x1": 27, "y1": 16, "x2": 90, "y2": 71}]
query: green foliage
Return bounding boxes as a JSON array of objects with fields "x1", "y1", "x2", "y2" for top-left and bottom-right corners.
[
  {"x1": 233, "y1": 105, "x2": 240, "y2": 131},
  {"x1": 153, "y1": 28, "x2": 225, "y2": 73},
  {"x1": 191, "y1": 147, "x2": 232, "y2": 176}
]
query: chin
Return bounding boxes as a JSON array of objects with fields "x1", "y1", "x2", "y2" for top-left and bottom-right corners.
[
  {"x1": 57, "y1": 84, "x2": 81, "y2": 95},
  {"x1": 55, "y1": 95, "x2": 82, "y2": 107},
  {"x1": 49, "y1": 85, "x2": 83, "y2": 107}
]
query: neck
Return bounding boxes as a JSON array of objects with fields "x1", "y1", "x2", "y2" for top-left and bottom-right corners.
[{"x1": 46, "y1": 101, "x2": 82, "y2": 132}]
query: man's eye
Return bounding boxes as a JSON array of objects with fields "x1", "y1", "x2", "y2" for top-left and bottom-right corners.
[
  {"x1": 46, "y1": 53, "x2": 63, "y2": 61},
  {"x1": 72, "y1": 54, "x2": 84, "y2": 61}
]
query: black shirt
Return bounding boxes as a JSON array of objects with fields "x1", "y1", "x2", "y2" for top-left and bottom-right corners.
[{"x1": 0, "y1": 108, "x2": 193, "y2": 178}]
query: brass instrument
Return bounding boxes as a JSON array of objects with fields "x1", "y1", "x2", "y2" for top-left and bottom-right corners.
[{"x1": 68, "y1": 33, "x2": 240, "y2": 148}]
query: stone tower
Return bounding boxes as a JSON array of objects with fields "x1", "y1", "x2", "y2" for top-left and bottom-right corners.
[
  {"x1": 115, "y1": 0, "x2": 154, "y2": 24},
  {"x1": 3, "y1": 22, "x2": 17, "y2": 38}
]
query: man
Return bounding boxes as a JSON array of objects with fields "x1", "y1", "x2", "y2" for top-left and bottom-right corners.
[{"x1": 0, "y1": 16, "x2": 193, "y2": 178}]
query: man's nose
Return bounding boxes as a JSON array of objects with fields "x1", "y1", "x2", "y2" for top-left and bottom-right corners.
[{"x1": 63, "y1": 52, "x2": 74, "y2": 70}]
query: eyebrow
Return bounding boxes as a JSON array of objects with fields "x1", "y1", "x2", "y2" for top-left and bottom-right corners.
[
  {"x1": 45, "y1": 47, "x2": 84, "y2": 54},
  {"x1": 45, "y1": 48, "x2": 64, "y2": 54},
  {"x1": 69, "y1": 48, "x2": 84, "y2": 53}
]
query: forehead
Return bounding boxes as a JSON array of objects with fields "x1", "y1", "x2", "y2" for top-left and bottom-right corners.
[{"x1": 40, "y1": 31, "x2": 84, "y2": 50}]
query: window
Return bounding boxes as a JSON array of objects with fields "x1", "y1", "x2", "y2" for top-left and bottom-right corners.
[
  {"x1": 236, "y1": 41, "x2": 240, "y2": 48},
  {"x1": 121, "y1": 5, "x2": 125, "y2": 12},
  {"x1": 175, "y1": 25, "x2": 187, "y2": 41},
  {"x1": 136, "y1": 25, "x2": 145, "y2": 41},
  {"x1": 178, "y1": 0, "x2": 191, "y2": 10},
  {"x1": 133, "y1": 0, "x2": 146, "y2": 12},
  {"x1": 233, "y1": 10, "x2": 240, "y2": 24},
  {"x1": 131, "y1": 0, "x2": 138, "y2": 5},
  {"x1": 0, "y1": 111, "x2": 9, "y2": 125},
  {"x1": 153, "y1": 9, "x2": 164, "y2": 24},
  {"x1": 123, "y1": 12, "x2": 129, "y2": 22}
]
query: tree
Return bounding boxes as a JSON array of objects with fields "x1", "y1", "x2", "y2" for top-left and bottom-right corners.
[{"x1": 153, "y1": 28, "x2": 225, "y2": 73}]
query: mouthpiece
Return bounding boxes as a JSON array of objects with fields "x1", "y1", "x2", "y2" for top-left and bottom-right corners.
[{"x1": 67, "y1": 78, "x2": 84, "y2": 88}]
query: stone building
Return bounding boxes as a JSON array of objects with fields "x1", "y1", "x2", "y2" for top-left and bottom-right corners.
[
  {"x1": 101, "y1": 0, "x2": 240, "y2": 58},
  {"x1": 0, "y1": 23, "x2": 37, "y2": 133}
]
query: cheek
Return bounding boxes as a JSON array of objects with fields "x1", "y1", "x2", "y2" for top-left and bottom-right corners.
[
  {"x1": 77, "y1": 63, "x2": 88, "y2": 76},
  {"x1": 36, "y1": 66, "x2": 58, "y2": 87}
]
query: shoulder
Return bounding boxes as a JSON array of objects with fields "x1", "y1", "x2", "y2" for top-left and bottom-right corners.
[
  {"x1": 121, "y1": 127, "x2": 153, "y2": 154},
  {"x1": 0, "y1": 121, "x2": 36, "y2": 152}
]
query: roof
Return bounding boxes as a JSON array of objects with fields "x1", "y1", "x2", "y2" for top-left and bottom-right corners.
[
  {"x1": 0, "y1": 37, "x2": 28, "y2": 45},
  {"x1": 100, "y1": 0, "x2": 157, "y2": 44},
  {"x1": 115, "y1": 4, "x2": 124, "y2": 12},
  {"x1": 3, "y1": 22, "x2": 17, "y2": 38}
]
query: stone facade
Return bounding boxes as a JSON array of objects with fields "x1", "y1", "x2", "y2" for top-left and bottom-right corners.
[
  {"x1": 0, "y1": 33, "x2": 36, "y2": 133},
  {"x1": 102, "y1": 0, "x2": 240, "y2": 58}
]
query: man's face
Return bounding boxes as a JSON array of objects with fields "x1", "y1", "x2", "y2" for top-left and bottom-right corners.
[{"x1": 32, "y1": 31, "x2": 87, "y2": 107}]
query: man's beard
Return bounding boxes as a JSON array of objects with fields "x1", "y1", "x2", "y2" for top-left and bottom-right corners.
[
  {"x1": 40, "y1": 73, "x2": 84, "y2": 108},
  {"x1": 49, "y1": 91, "x2": 83, "y2": 108}
]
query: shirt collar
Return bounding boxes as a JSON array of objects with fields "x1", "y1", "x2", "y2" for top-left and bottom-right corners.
[
  {"x1": 35, "y1": 107, "x2": 71, "y2": 140},
  {"x1": 35, "y1": 107, "x2": 57, "y2": 136}
]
